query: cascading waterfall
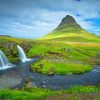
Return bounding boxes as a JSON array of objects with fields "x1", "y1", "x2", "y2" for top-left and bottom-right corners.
[
  {"x1": 0, "y1": 50, "x2": 9, "y2": 66},
  {"x1": 0, "y1": 50, "x2": 14, "y2": 70},
  {"x1": 17, "y1": 45, "x2": 31, "y2": 62},
  {"x1": 0, "y1": 55, "x2": 5, "y2": 67},
  {"x1": 0, "y1": 45, "x2": 34, "y2": 70}
]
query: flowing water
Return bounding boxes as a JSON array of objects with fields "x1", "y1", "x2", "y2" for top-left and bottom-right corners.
[
  {"x1": 0, "y1": 50, "x2": 14, "y2": 70},
  {"x1": 17, "y1": 45, "x2": 31, "y2": 62}
]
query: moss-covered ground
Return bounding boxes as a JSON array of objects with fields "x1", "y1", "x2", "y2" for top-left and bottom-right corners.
[{"x1": 0, "y1": 85, "x2": 100, "y2": 100}]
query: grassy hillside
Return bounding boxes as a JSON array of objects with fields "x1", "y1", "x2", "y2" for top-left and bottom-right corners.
[{"x1": 41, "y1": 31, "x2": 100, "y2": 43}]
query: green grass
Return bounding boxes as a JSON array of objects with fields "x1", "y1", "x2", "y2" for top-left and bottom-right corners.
[
  {"x1": 45, "y1": 85, "x2": 100, "y2": 100},
  {"x1": 0, "y1": 87, "x2": 61, "y2": 100},
  {"x1": 64, "y1": 85, "x2": 100, "y2": 93},
  {"x1": 40, "y1": 30, "x2": 100, "y2": 43},
  {"x1": 31, "y1": 59, "x2": 92, "y2": 75},
  {"x1": 0, "y1": 86, "x2": 100, "y2": 100},
  {"x1": 0, "y1": 88, "x2": 55, "y2": 100}
]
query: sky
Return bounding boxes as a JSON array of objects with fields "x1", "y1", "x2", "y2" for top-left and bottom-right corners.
[{"x1": 0, "y1": 0, "x2": 100, "y2": 39}]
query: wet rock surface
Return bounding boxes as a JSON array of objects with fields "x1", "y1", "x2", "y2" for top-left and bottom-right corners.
[{"x1": 0, "y1": 67, "x2": 22, "y2": 89}]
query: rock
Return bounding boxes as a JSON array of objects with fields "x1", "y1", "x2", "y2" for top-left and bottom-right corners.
[
  {"x1": 48, "y1": 67, "x2": 55, "y2": 76},
  {"x1": 25, "y1": 82, "x2": 36, "y2": 89},
  {"x1": 68, "y1": 48, "x2": 72, "y2": 53}
]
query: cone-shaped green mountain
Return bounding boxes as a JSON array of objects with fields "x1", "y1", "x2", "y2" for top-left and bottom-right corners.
[{"x1": 40, "y1": 15, "x2": 100, "y2": 42}]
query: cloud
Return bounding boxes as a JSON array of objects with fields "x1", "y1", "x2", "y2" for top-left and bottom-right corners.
[{"x1": 0, "y1": 0, "x2": 100, "y2": 38}]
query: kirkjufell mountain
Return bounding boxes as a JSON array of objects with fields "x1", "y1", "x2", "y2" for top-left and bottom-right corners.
[
  {"x1": 55, "y1": 15, "x2": 82, "y2": 32},
  {"x1": 40, "y1": 15, "x2": 100, "y2": 42}
]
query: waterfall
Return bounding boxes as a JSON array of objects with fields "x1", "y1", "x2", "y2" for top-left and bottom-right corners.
[
  {"x1": 0, "y1": 50, "x2": 9, "y2": 67},
  {"x1": 0, "y1": 55, "x2": 5, "y2": 67},
  {"x1": 17, "y1": 45, "x2": 31, "y2": 62},
  {"x1": 0, "y1": 50, "x2": 14, "y2": 70}
]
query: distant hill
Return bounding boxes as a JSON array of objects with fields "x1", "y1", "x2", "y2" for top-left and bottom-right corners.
[
  {"x1": 0, "y1": 35, "x2": 11, "y2": 37},
  {"x1": 40, "y1": 15, "x2": 100, "y2": 43}
]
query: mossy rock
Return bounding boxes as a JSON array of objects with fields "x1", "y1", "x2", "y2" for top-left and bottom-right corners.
[{"x1": 48, "y1": 67, "x2": 55, "y2": 76}]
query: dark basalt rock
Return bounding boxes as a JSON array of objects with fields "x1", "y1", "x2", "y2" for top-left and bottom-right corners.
[{"x1": 60, "y1": 15, "x2": 77, "y2": 25}]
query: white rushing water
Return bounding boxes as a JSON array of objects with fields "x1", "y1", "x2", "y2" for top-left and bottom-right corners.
[
  {"x1": 0, "y1": 50, "x2": 14, "y2": 70},
  {"x1": 0, "y1": 50, "x2": 9, "y2": 67},
  {"x1": 17, "y1": 45, "x2": 31, "y2": 62},
  {"x1": 0, "y1": 55, "x2": 5, "y2": 67}
]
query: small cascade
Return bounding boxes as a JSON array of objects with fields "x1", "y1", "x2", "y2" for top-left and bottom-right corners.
[
  {"x1": 0, "y1": 50, "x2": 9, "y2": 67},
  {"x1": 0, "y1": 55, "x2": 4, "y2": 67},
  {"x1": 0, "y1": 50, "x2": 14, "y2": 70},
  {"x1": 17, "y1": 45, "x2": 31, "y2": 62}
]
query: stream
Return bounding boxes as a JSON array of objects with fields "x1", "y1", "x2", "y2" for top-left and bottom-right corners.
[{"x1": 0, "y1": 59, "x2": 100, "y2": 90}]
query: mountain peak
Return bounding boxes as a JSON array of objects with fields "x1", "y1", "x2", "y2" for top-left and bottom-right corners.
[
  {"x1": 56, "y1": 15, "x2": 81, "y2": 31},
  {"x1": 61, "y1": 15, "x2": 76, "y2": 24}
]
